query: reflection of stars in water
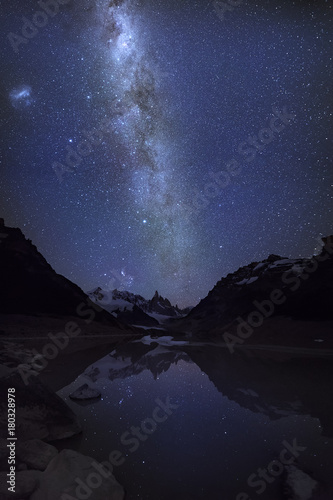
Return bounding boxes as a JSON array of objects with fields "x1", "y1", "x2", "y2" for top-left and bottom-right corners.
[
  {"x1": 125, "y1": 385, "x2": 133, "y2": 398},
  {"x1": 116, "y1": 382, "x2": 134, "y2": 405}
]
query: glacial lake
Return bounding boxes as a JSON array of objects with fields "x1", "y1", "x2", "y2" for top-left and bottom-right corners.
[{"x1": 58, "y1": 336, "x2": 333, "y2": 500}]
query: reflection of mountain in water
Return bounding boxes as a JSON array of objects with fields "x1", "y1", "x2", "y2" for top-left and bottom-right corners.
[
  {"x1": 84, "y1": 340, "x2": 333, "y2": 438},
  {"x1": 84, "y1": 341, "x2": 192, "y2": 383},
  {"x1": 184, "y1": 346, "x2": 333, "y2": 438}
]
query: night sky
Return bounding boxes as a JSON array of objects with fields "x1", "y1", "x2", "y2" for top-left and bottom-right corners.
[{"x1": 1, "y1": 0, "x2": 332, "y2": 307}]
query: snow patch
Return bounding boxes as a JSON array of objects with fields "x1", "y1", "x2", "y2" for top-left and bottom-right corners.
[
  {"x1": 134, "y1": 335, "x2": 189, "y2": 346},
  {"x1": 237, "y1": 388, "x2": 259, "y2": 397},
  {"x1": 253, "y1": 262, "x2": 266, "y2": 272},
  {"x1": 285, "y1": 465, "x2": 318, "y2": 500},
  {"x1": 236, "y1": 276, "x2": 258, "y2": 286},
  {"x1": 272, "y1": 258, "x2": 297, "y2": 266},
  {"x1": 291, "y1": 264, "x2": 306, "y2": 275},
  {"x1": 132, "y1": 325, "x2": 166, "y2": 330}
]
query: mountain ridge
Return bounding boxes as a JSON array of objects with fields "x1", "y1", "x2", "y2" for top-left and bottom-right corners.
[
  {"x1": 87, "y1": 287, "x2": 191, "y2": 326},
  {"x1": 2, "y1": 219, "x2": 332, "y2": 342},
  {"x1": 0, "y1": 221, "x2": 129, "y2": 331},
  {"x1": 170, "y1": 235, "x2": 333, "y2": 338}
]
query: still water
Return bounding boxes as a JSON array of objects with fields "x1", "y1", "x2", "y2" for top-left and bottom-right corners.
[{"x1": 58, "y1": 336, "x2": 333, "y2": 500}]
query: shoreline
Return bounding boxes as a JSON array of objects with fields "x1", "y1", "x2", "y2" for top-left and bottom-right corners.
[
  {"x1": 1, "y1": 314, "x2": 333, "y2": 393},
  {"x1": 2, "y1": 334, "x2": 333, "y2": 394}
]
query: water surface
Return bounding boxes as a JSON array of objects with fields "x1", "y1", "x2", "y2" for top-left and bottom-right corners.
[{"x1": 59, "y1": 337, "x2": 333, "y2": 499}]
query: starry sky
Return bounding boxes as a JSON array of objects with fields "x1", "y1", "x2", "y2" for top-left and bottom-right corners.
[{"x1": 0, "y1": 0, "x2": 332, "y2": 307}]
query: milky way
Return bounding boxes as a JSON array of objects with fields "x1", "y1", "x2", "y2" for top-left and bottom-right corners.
[
  {"x1": 94, "y1": 0, "x2": 198, "y2": 296},
  {"x1": 0, "y1": 0, "x2": 332, "y2": 306}
]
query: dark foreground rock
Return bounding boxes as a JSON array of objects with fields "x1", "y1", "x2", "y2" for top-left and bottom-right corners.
[
  {"x1": 0, "y1": 449, "x2": 125, "y2": 500},
  {"x1": 17, "y1": 439, "x2": 58, "y2": 471},
  {"x1": 282, "y1": 464, "x2": 319, "y2": 500},
  {"x1": 30, "y1": 449, "x2": 124, "y2": 500},
  {"x1": 0, "y1": 470, "x2": 39, "y2": 499},
  {"x1": 0, "y1": 372, "x2": 81, "y2": 441},
  {"x1": 69, "y1": 383, "x2": 101, "y2": 400}
]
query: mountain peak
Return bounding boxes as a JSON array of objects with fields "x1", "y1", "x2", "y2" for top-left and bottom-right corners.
[
  {"x1": 174, "y1": 234, "x2": 333, "y2": 337},
  {"x1": 87, "y1": 287, "x2": 187, "y2": 327},
  {"x1": 0, "y1": 222, "x2": 125, "y2": 329}
]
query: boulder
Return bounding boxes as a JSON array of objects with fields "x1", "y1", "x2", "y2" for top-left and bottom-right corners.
[
  {"x1": 17, "y1": 439, "x2": 58, "y2": 471},
  {"x1": 0, "y1": 438, "x2": 8, "y2": 461},
  {"x1": 0, "y1": 470, "x2": 40, "y2": 499},
  {"x1": 0, "y1": 364, "x2": 14, "y2": 378},
  {"x1": 30, "y1": 449, "x2": 124, "y2": 500},
  {"x1": 69, "y1": 383, "x2": 101, "y2": 400},
  {"x1": 0, "y1": 372, "x2": 81, "y2": 441},
  {"x1": 283, "y1": 464, "x2": 318, "y2": 499},
  {"x1": 0, "y1": 438, "x2": 9, "y2": 472}
]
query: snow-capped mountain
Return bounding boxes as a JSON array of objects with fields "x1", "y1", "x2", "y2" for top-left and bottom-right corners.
[
  {"x1": 87, "y1": 288, "x2": 189, "y2": 327},
  {"x1": 172, "y1": 235, "x2": 333, "y2": 338},
  {"x1": 0, "y1": 220, "x2": 127, "y2": 330}
]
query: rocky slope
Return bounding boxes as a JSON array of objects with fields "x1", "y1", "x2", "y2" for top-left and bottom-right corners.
[
  {"x1": 172, "y1": 236, "x2": 333, "y2": 338},
  {"x1": 0, "y1": 221, "x2": 128, "y2": 330}
]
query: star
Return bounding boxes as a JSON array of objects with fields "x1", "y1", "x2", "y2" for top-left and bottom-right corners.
[{"x1": 0, "y1": 0, "x2": 331, "y2": 308}]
